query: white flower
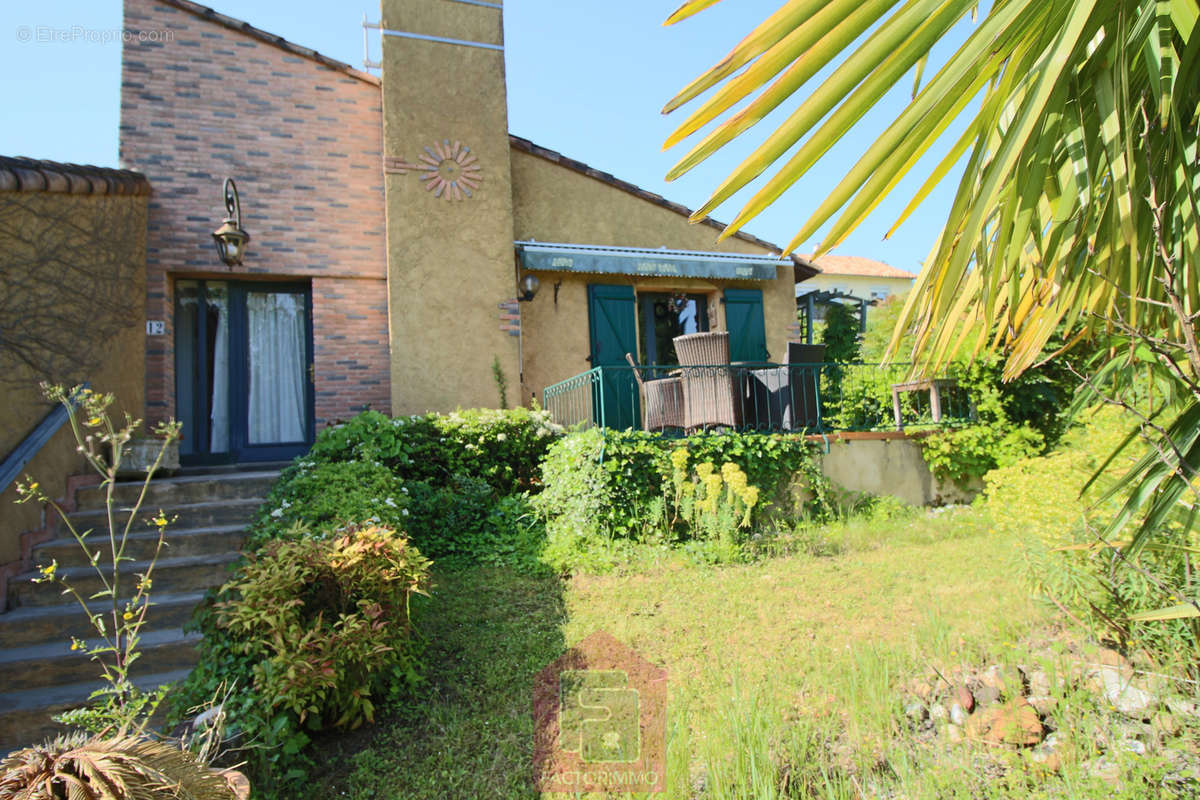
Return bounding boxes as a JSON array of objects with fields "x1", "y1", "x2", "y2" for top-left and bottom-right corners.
[
  {"x1": 401, "y1": 508, "x2": 409, "y2": 516},
  {"x1": 496, "y1": 433, "x2": 507, "y2": 442},
  {"x1": 401, "y1": 486, "x2": 408, "y2": 494},
  {"x1": 384, "y1": 497, "x2": 397, "y2": 508},
  {"x1": 270, "y1": 508, "x2": 284, "y2": 519},
  {"x1": 280, "y1": 499, "x2": 291, "y2": 509}
]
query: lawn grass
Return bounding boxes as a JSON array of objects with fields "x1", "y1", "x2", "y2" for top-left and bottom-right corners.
[
  {"x1": 302, "y1": 506, "x2": 1012, "y2": 796},
  {"x1": 309, "y1": 505, "x2": 1193, "y2": 799}
]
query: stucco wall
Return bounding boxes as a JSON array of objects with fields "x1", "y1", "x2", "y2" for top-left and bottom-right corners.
[
  {"x1": 797, "y1": 274, "x2": 914, "y2": 302},
  {"x1": 510, "y1": 149, "x2": 799, "y2": 400},
  {"x1": 0, "y1": 191, "x2": 147, "y2": 585},
  {"x1": 818, "y1": 434, "x2": 977, "y2": 507},
  {"x1": 381, "y1": 0, "x2": 521, "y2": 414}
]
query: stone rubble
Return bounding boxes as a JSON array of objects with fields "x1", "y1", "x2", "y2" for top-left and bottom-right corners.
[{"x1": 899, "y1": 639, "x2": 1200, "y2": 785}]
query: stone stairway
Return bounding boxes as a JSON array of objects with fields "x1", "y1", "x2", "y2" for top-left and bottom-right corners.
[{"x1": 0, "y1": 469, "x2": 279, "y2": 753}]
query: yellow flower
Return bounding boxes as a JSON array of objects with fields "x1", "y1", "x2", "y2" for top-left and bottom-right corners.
[
  {"x1": 670, "y1": 447, "x2": 689, "y2": 472},
  {"x1": 70, "y1": 641, "x2": 80, "y2": 651},
  {"x1": 695, "y1": 462, "x2": 715, "y2": 480},
  {"x1": 741, "y1": 486, "x2": 760, "y2": 508},
  {"x1": 721, "y1": 462, "x2": 740, "y2": 482},
  {"x1": 86, "y1": 417, "x2": 102, "y2": 427},
  {"x1": 123, "y1": 610, "x2": 134, "y2": 621},
  {"x1": 40, "y1": 562, "x2": 57, "y2": 578}
]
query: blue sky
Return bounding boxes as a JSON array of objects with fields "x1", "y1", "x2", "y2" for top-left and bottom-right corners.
[{"x1": 1, "y1": 1, "x2": 978, "y2": 272}]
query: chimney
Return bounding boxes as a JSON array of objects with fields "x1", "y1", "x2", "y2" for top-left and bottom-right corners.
[{"x1": 380, "y1": 0, "x2": 519, "y2": 413}]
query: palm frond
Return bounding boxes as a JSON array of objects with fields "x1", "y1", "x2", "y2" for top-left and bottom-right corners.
[{"x1": 0, "y1": 735, "x2": 236, "y2": 800}]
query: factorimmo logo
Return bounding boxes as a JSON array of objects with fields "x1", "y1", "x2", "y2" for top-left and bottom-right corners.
[{"x1": 533, "y1": 631, "x2": 667, "y2": 793}]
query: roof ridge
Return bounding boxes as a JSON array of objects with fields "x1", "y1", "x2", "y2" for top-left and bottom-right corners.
[
  {"x1": 154, "y1": 0, "x2": 380, "y2": 86},
  {"x1": 803, "y1": 253, "x2": 915, "y2": 279},
  {"x1": 0, "y1": 156, "x2": 150, "y2": 196}
]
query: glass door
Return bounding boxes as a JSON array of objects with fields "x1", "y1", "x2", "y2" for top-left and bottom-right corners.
[
  {"x1": 175, "y1": 280, "x2": 314, "y2": 464},
  {"x1": 638, "y1": 292, "x2": 709, "y2": 366},
  {"x1": 239, "y1": 287, "x2": 312, "y2": 460}
]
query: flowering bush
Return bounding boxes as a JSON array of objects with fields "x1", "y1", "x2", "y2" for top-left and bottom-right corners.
[
  {"x1": 535, "y1": 428, "x2": 825, "y2": 569},
  {"x1": 665, "y1": 450, "x2": 762, "y2": 563},
  {"x1": 244, "y1": 460, "x2": 410, "y2": 551}
]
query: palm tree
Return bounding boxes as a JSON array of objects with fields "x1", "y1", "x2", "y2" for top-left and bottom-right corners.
[{"x1": 663, "y1": 0, "x2": 1198, "y2": 556}]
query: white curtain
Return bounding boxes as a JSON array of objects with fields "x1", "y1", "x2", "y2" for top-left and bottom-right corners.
[
  {"x1": 208, "y1": 290, "x2": 230, "y2": 452},
  {"x1": 247, "y1": 292, "x2": 307, "y2": 444}
]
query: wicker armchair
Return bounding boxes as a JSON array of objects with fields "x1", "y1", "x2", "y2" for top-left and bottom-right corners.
[
  {"x1": 624, "y1": 353, "x2": 684, "y2": 431},
  {"x1": 673, "y1": 331, "x2": 739, "y2": 430}
]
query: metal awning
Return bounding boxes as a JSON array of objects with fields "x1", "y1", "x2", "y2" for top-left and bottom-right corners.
[{"x1": 515, "y1": 241, "x2": 788, "y2": 281}]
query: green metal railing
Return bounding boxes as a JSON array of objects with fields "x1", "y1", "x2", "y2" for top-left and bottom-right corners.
[{"x1": 542, "y1": 363, "x2": 975, "y2": 433}]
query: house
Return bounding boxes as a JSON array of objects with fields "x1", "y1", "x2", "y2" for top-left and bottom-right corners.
[
  {"x1": 795, "y1": 254, "x2": 915, "y2": 304},
  {"x1": 116, "y1": 0, "x2": 816, "y2": 466},
  {"x1": 792, "y1": 254, "x2": 916, "y2": 342}
]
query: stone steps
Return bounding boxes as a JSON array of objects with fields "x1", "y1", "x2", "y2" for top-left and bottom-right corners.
[
  {"x1": 0, "y1": 629, "x2": 202, "y2": 693},
  {"x1": 8, "y1": 553, "x2": 242, "y2": 608},
  {"x1": 73, "y1": 471, "x2": 279, "y2": 510},
  {"x1": 0, "y1": 590, "x2": 208, "y2": 650},
  {"x1": 62, "y1": 498, "x2": 263, "y2": 538},
  {"x1": 0, "y1": 669, "x2": 193, "y2": 753},
  {"x1": 33, "y1": 525, "x2": 247, "y2": 567},
  {"x1": 0, "y1": 468, "x2": 278, "y2": 755}
]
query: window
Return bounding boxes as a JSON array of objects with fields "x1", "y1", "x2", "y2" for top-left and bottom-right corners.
[{"x1": 637, "y1": 292, "x2": 709, "y2": 365}]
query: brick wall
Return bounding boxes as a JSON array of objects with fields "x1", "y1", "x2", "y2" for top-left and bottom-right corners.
[{"x1": 120, "y1": 0, "x2": 389, "y2": 428}]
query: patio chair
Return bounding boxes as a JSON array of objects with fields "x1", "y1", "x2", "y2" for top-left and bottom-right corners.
[
  {"x1": 624, "y1": 352, "x2": 684, "y2": 432},
  {"x1": 786, "y1": 341, "x2": 824, "y2": 430},
  {"x1": 673, "y1": 331, "x2": 739, "y2": 431}
]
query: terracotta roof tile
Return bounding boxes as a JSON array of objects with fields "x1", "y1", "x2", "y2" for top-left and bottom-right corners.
[
  {"x1": 0, "y1": 157, "x2": 150, "y2": 196},
  {"x1": 508, "y1": 135, "x2": 819, "y2": 282},
  {"x1": 802, "y1": 254, "x2": 915, "y2": 280}
]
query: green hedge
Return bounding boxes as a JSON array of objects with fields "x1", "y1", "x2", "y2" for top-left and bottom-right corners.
[
  {"x1": 533, "y1": 428, "x2": 829, "y2": 564},
  {"x1": 306, "y1": 407, "x2": 561, "y2": 494}
]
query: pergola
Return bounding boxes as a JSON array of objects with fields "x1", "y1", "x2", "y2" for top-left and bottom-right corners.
[{"x1": 796, "y1": 289, "x2": 869, "y2": 344}]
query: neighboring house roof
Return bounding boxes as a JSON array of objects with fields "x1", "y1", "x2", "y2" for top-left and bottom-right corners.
[
  {"x1": 136, "y1": 2, "x2": 822, "y2": 283},
  {"x1": 509, "y1": 136, "x2": 818, "y2": 282},
  {"x1": 801, "y1": 254, "x2": 916, "y2": 280},
  {"x1": 0, "y1": 156, "x2": 150, "y2": 196},
  {"x1": 156, "y1": 0, "x2": 380, "y2": 86}
]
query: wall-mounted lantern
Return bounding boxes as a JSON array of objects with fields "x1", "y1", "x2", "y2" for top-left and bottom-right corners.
[
  {"x1": 211, "y1": 177, "x2": 249, "y2": 267},
  {"x1": 518, "y1": 273, "x2": 540, "y2": 302}
]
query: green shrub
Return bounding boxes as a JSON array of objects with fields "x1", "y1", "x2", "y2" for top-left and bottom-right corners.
[
  {"x1": 988, "y1": 407, "x2": 1200, "y2": 670},
  {"x1": 179, "y1": 524, "x2": 430, "y2": 787},
  {"x1": 403, "y1": 475, "x2": 545, "y2": 567},
  {"x1": 819, "y1": 302, "x2": 862, "y2": 364},
  {"x1": 248, "y1": 443, "x2": 548, "y2": 569},
  {"x1": 245, "y1": 460, "x2": 410, "y2": 550},
  {"x1": 534, "y1": 428, "x2": 827, "y2": 569},
  {"x1": 921, "y1": 421, "x2": 1044, "y2": 486},
  {"x1": 304, "y1": 407, "x2": 560, "y2": 494}
]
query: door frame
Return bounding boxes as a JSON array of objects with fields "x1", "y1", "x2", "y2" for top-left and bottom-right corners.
[{"x1": 174, "y1": 279, "x2": 315, "y2": 465}]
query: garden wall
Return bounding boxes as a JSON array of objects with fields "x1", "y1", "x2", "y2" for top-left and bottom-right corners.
[
  {"x1": 0, "y1": 161, "x2": 150, "y2": 608},
  {"x1": 815, "y1": 432, "x2": 978, "y2": 507}
]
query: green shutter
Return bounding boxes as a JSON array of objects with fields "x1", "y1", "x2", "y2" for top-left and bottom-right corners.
[
  {"x1": 587, "y1": 284, "x2": 639, "y2": 430},
  {"x1": 724, "y1": 288, "x2": 768, "y2": 362}
]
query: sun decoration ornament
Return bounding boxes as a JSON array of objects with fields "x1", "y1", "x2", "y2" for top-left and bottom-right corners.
[{"x1": 418, "y1": 140, "x2": 481, "y2": 200}]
